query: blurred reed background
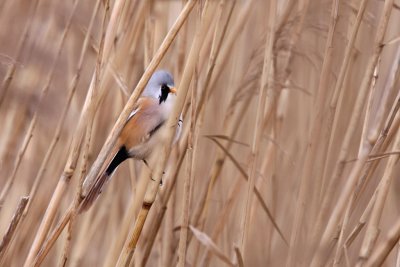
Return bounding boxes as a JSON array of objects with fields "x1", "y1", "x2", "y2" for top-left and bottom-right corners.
[{"x1": 0, "y1": 0, "x2": 400, "y2": 266}]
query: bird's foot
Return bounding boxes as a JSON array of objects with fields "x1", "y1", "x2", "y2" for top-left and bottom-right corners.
[
  {"x1": 148, "y1": 164, "x2": 165, "y2": 186},
  {"x1": 150, "y1": 177, "x2": 163, "y2": 186}
]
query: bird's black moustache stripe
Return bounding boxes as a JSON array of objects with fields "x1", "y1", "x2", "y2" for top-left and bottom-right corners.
[{"x1": 159, "y1": 84, "x2": 170, "y2": 104}]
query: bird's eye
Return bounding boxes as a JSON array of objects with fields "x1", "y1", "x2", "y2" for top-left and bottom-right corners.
[{"x1": 161, "y1": 84, "x2": 169, "y2": 92}]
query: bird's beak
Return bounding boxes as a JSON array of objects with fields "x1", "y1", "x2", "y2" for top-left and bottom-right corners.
[{"x1": 169, "y1": 87, "x2": 177, "y2": 94}]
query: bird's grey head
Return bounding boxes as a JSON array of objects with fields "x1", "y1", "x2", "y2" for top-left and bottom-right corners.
[{"x1": 143, "y1": 70, "x2": 176, "y2": 104}]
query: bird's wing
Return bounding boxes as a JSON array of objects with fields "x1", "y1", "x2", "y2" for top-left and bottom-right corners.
[
  {"x1": 79, "y1": 97, "x2": 163, "y2": 212},
  {"x1": 119, "y1": 97, "x2": 165, "y2": 149}
]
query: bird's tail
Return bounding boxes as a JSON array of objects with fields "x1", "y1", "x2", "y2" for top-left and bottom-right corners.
[{"x1": 78, "y1": 146, "x2": 129, "y2": 213}]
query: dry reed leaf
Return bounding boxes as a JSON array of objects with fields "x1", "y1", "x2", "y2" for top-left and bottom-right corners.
[
  {"x1": 206, "y1": 136, "x2": 288, "y2": 246},
  {"x1": 204, "y1": 134, "x2": 249, "y2": 147},
  {"x1": 189, "y1": 225, "x2": 235, "y2": 267}
]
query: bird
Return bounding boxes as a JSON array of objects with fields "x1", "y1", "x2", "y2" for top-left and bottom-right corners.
[{"x1": 79, "y1": 70, "x2": 182, "y2": 212}]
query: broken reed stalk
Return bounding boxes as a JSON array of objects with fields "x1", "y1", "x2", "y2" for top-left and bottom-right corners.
[
  {"x1": 0, "y1": 196, "x2": 29, "y2": 265},
  {"x1": 240, "y1": 0, "x2": 276, "y2": 261},
  {"x1": 0, "y1": 0, "x2": 80, "y2": 209},
  {"x1": 24, "y1": 0, "x2": 128, "y2": 264},
  {"x1": 116, "y1": 2, "x2": 200, "y2": 265},
  {"x1": 310, "y1": 0, "x2": 395, "y2": 265}
]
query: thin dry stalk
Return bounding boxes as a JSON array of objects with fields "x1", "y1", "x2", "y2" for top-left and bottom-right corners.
[
  {"x1": 287, "y1": 0, "x2": 339, "y2": 264},
  {"x1": 329, "y1": 0, "x2": 369, "y2": 107},
  {"x1": 240, "y1": 0, "x2": 276, "y2": 261},
  {"x1": 358, "y1": 61, "x2": 380, "y2": 156},
  {"x1": 58, "y1": 221, "x2": 73, "y2": 267},
  {"x1": 0, "y1": 0, "x2": 39, "y2": 107},
  {"x1": 396, "y1": 243, "x2": 400, "y2": 267},
  {"x1": 32, "y1": 207, "x2": 74, "y2": 267},
  {"x1": 0, "y1": 118, "x2": 35, "y2": 206},
  {"x1": 201, "y1": 174, "x2": 242, "y2": 266},
  {"x1": 234, "y1": 245, "x2": 244, "y2": 267},
  {"x1": 365, "y1": 218, "x2": 400, "y2": 267},
  {"x1": 176, "y1": 57, "x2": 199, "y2": 267},
  {"x1": 0, "y1": 196, "x2": 29, "y2": 264},
  {"x1": 208, "y1": 0, "x2": 253, "y2": 91},
  {"x1": 144, "y1": 8, "x2": 154, "y2": 68},
  {"x1": 160, "y1": 185, "x2": 176, "y2": 267}
]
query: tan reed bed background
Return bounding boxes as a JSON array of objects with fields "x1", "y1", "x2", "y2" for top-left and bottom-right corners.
[{"x1": 1, "y1": 0, "x2": 400, "y2": 266}]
